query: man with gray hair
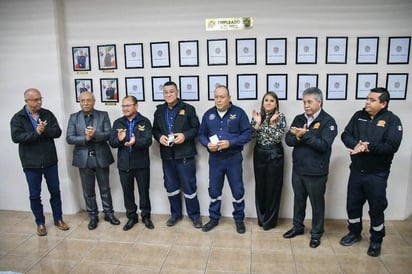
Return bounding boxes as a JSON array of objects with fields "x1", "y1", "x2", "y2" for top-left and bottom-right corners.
[{"x1": 282, "y1": 87, "x2": 337, "y2": 248}]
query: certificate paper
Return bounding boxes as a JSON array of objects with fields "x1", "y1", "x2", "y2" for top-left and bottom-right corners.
[
  {"x1": 209, "y1": 134, "x2": 219, "y2": 145},
  {"x1": 357, "y1": 37, "x2": 379, "y2": 64}
]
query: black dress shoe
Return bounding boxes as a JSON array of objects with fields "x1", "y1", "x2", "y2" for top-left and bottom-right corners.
[
  {"x1": 235, "y1": 221, "x2": 246, "y2": 234},
  {"x1": 340, "y1": 233, "x2": 362, "y2": 246},
  {"x1": 202, "y1": 219, "x2": 219, "y2": 232},
  {"x1": 104, "y1": 215, "x2": 120, "y2": 225},
  {"x1": 367, "y1": 241, "x2": 381, "y2": 257},
  {"x1": 310, "y1": 238, "x2": 321, "y2": 248},
  {"x1": 143, "y1": 218, "x2": 155, "y2": 229},
  {"x1": 88, "y1": 219, "x2": 98, "y2": 230},
  {"x1": 192, "y1": 218, "x2": 202, "y2": 229},
  {"x1": 166, "y1": 216, "x2": 182, "y2": 227},
  {"x1": 123, "y1": 217, "x2": 138, "y2": 231},
  {"x1": 283, "y1": 227, "x2": 304, "y2": 239}
]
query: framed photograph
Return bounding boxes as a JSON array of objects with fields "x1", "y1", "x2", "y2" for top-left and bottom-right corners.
[
  {"x1": 237, "y1": 74, "x2": 257, "y2": 100},
  {"x1": 125, "y1": 77, "x2": 145, "y2": 101},
  {"x1": 387, "y1": 36, "x2": 411, "y2": 64},
  {"x1": 151, "y1": 76, "x2": 171, "y2": 101},
  {"x1": 74, "y1": 78, "x2": 93, "y2": 102},
  {"x1": 356, "y1": 37, "x2": 379, "y2": 64},
  {"x1": 386, "y1": 73, "x2": 408, "y2": 100},
  {"x1": 100, "y1": 78, "x2": 119, "y2": 102},
  {"x1": 179, "y1": 76, "x2": 199, "y2": 101},
  {"x1": 297, "y1": 74, "x2": 318, "y2": 100},
  {"x1": 72, "y1": 46, "x2": 91, "y2": 71},
  {"x1": 124, "y1": 43, "x2": 144, "y2": 69},
  {"x1": 266, "y1": 38, "x2": 287, "y2": 65},
  {"x1": 208, "y1": 74, "x2": 228, "y2": 100},
  {"x1": 236, "y1": 38, "x2": 256, "y2": 65},
  {"x1": 179, "y1": 40, "x2": 199, "y2": 67},
  {"x1": 326, "y1": 37, "x2": 348, "y2": 64},
  {"x1": 266, "y1": 74, "x2": 288, "y2": 100},
  {"x1": 296, "y1": 37, "x2": 317, "y2": 64},
  {"x1": 207, "y1": 39, "x2": 227, "y2": 65},
  {"x1": 326, "y1": 74, "x2": 348, "y2": 100},
  {"x1": 97, "y1": 44, "x2": 117, "y2": 70},
  {"x1": 356, "y1": 73, "x2": 378, "y2": 99},
  {"x1": 150, "y1": 42, "x2": 170, "y2": 68}
]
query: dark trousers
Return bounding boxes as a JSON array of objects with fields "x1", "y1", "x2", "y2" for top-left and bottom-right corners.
[
  {"x1": 162, "y1": 157, "x2": 200, "y2": 220},
  {"x1": 346, "y1": 167, "x2": 388, "y2": 243},
  {"x1": 292, "y1": 169, "x2": 327, "y2": 239},
  {"x1": 253, "y1": 144, "x2": 284, "y2": 229},
  {"x1": 208, "y1": 152, "x2": 245, "y2": 222},
  {"x1": 119, "y1": 168, "x2": 151, "y2": 220},
  {"x1": 23, "y1": 164, "x2": 63, "y2": 225},
  {"x1": 78, "y1": 166, "x2": 114, "y2": 220}
]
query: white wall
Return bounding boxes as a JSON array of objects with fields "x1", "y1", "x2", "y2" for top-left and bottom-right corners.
[{"x1": 1, "y1": 0, "x2": 411, "y2": 220}]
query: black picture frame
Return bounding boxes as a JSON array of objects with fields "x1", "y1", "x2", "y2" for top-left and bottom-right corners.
[
  {"x1": 386, "y1": 73, "x2": 408, "y2": 100},
  {"x1": 207, "y1": 39, "x2": 228, "y2": 66},
  {"x1": 296, "y1": 37, "x2": 318, "y2": 64},
  {"x1": 266, "y1": 38, "x2": 287, "y2": 65},
  {"x1": 100, "y1": 78, "x2": 119, "y2": 102},
  {"x1": 266, "y1": 74, "x2": 288, "y2": 100},
  {"x1": 208, "y1": 74, "x2": 228, "y2": 101},
  {"x1": 237, "y1": 74, "x2": 257, "y2": 100},
  {"x1": 387, "y1": 36, "x2": 411, "y2": 64},
  {"x1": 150, "y1": 42, "x2": 171, "y2": 68},
  {"x1": 179, "y1": 75, "x2": 199, "y2": 101},
  {"x1": 124, "y1": 43, "x2": 144, "y2": 69},
  {"x1": 297, "y1": 74, "x2": 318, "y2": 100},
  {"x1": 236, "y1": 38, "x2": 256, "y2": 65},
  {"x1": 72, "y1": 46, "x2": 91, "y2": 71},
  {"x1": 356, "y1": 37, "x2": 379, "y2": 64},
  {"x1": 97, "y1": 44, "x2": 117, "y2": 70},
  {"x1": 178, "y1": 40, "x2": 199, "y2": 67},
  {"x1": 356, "y1": 73, "x2": 378, "y2": 99},
  {"x1": 125, "y1": 77, "x2": 145, "y2": 101},
  {"x1": 326, "y1": 74, "x2": 348, "y2": 100},
  {"x1": 326, "y1": 37, "x2": 348, "y2": 64},
  {"x1": 74, "y1": 78, "x2": 93, "y2": 102},
  {"x1": 151, "y1": 76, "x2": 171, "y2": 101}
]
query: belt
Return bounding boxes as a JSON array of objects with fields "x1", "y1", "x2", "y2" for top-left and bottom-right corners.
[{"x1": 88, "y1": 151, "x2": 96, "y2": 156}]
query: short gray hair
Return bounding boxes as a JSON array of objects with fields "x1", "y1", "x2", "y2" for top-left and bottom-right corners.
[{"x1": 302, "y1": 87, "x2": 323, "y2": 105}]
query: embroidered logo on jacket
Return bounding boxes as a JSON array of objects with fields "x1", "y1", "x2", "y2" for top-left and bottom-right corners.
[
  {"x1": 376, "y1": 120, "x2": 386, "y2": 127},
  {"x1": 137, "y1": 124, "x2": 145, "y2": 131},
  {"x1": 229, "y1": 114, "x2": 237, "y2": 120},
  {"x1": 313, "y1": 122, "x2": 320, "y2": 129},
  {"x1": 179, "y1": 109, "x2": 185, "y2": 115}
]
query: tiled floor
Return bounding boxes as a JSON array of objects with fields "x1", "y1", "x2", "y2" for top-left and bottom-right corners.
[{"x1": 0, "y1": 210, "x2": 411, "y2": 273}]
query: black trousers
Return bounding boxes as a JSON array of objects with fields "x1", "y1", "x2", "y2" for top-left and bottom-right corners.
[
  {"x1": 119, "y1": 168, "x2": 151, "y2": 220},
  {"x1": 253, "y1": 143, "x2": 284, "y2": 229}
]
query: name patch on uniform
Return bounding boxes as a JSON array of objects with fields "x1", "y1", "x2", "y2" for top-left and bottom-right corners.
[
  {"x1": 179, "y1": 109, "x2": 185, "y2": 115},
  {"x1": 376, "y1": 120, "x2": 386, "y2": 127},
  {"x1": 313, "y1": 122, "x2": 320, "y2": 129},
  {"x1": 229, "y1": 113, "x2": 237, "y2": 120},
  {"x1": 209, "y1": 113, "x2": 216, "y2": 120},
  {"x1": 137, "y1": 124, "x2": 145, "y2": 131}
]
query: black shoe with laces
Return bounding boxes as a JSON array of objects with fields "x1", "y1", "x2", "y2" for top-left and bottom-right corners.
[
  {"x1": 123, "y1": 217, "x2": 138, "y2": 231},
  {"x1": 202, "y1": 219, "x2": 218, "y2": 232},
  {"x1": 143, "y1": 218, "x2": 155, "y2": 229}
]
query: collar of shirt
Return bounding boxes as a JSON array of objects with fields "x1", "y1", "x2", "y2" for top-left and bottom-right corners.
[
  {"x1": 24, "y1": 106, "x2": 39, "y2": 130},
  {"x1": 305, "y1": 109, "x2": 321, "y2": 126}
]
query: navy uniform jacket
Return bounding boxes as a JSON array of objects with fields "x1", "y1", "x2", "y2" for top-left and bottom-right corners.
[
  {"x1": 341, "y1": 108, "x2": 402, "y2": 173},
  {"x1": 285, "y1": 109, "x2": 337, "y2": 176}
]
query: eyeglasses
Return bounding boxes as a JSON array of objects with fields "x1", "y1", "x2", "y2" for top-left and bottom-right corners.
[
  {"x1": 26, "y1": 97, "x2": 43, "y2": 102},
  {"x1": 121, "y1": 104, "x2": 136, "y2": 108}
]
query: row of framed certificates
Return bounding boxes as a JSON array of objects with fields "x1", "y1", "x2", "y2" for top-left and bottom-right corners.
[
  {"x1": 72, "y1": 36, "x2": 411, "y2": 71},
  {"x1": 74, "y1": 72, "x2": 408, "y2": 103}
]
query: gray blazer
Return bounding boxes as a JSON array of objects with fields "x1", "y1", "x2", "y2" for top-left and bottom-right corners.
[{"x1": 66, "y1": 109, "x2": 114, "y2": 168}]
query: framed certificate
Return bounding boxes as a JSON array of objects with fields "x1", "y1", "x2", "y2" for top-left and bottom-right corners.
[
  {"x1": 386, "y1": 73, "x2": 408, "y2": 100},
  {"x1": 237, "y1": 74, "x2": 257, "y2": 100},
  {"x1": 356, "y1": 37, "x2": 379, "y2": 64},
  {"x1": 326, "y1": 74, "x2": 348, "y2": 100},
  {"x1": 179, "y1": 75, "x2": 199, "y2": 101},
  {"x1": 326, "y1": 37, "x2": 348, "y2": 64},
  {"x1": 207, "y1": 39, "x2": 228, "y2": 65},
  {"x1": 208, "y1": 74, "x2": 228, "y2": 100},
  {"x1": 356, "y1": 73, "x2": 378, "y2": 99},
  {"x1": 97, "y1": 44, "x2": 117, "y2": 70},
  {"x1": 297, "y1": 74, "x2": 318, "y2": 100},
  {"x1": 150, "y1": 42, "x2": 170, "y2": 68},
  {"x1": 266, "y1": 74, "x2": 287, "y2": 100},
  {"x1": 125, "y1": 77, "x2": 145, "y2": 101},
  {"x1": 124, "y1": 43, "x2": 144, "y2": 69},
  {"x1": 179, "y1": 40, "x2": 199, "y2": 67},
  {"x1": 72, "y1": 46, "x2": 91, "y2": 71},
  {"x1": 74, "y1": 78, "x2": 93, "y2": 102},
  {"x1": 100, "y1": 78, "x2": 119, "y2": 102},
  {"x1": 151, "y1": 76, "x2": 171, "y2": 101},
  {"x1": 236, "y1": 38, "x2": 256, "y2": 65},
  {"x1": 296, "y1": 37, "x2": 317, "y2": 64},
  {"x1": 266, "y1": 38, "x2": 287, "y2": 65},
  {"x1": 387, "y1": 36, "x2": 411, "y2": 64}
]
